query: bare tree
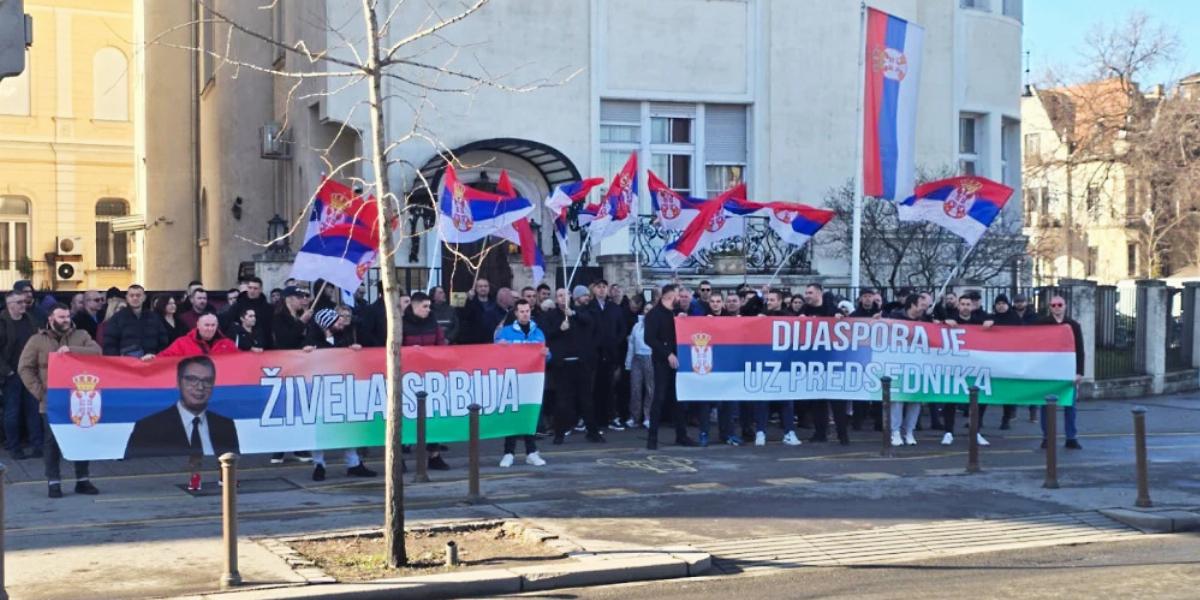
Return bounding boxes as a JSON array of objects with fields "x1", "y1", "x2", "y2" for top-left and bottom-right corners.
[{"x1": 151, "y1": 0, "x2": 577, "y2": 566}]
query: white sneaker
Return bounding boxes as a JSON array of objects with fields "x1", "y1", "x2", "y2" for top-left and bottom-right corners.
[
  {"x1": 525, "y1": 452, "x2": 546, "y2": 466},
  {"x1": 642, "y1": 419, "x2": 650, "y2": 429},
  {"x1": 976, "y1": 433, "x2": 990, "y2": 447},
  {"x1": 904, "y1": 432, "x2": 918, "y2": 446},
  {"x1": 755, "y1": 431, "x2": 766, "y2": 447},
  {"x1": 782, "y1": 431, "x2": 802, "y2": 446},
  {"x1": 499, "y1": 453, "x2": 514, "y2": 468},
  {"x1": 941, "y1": 432, "x2": 954, "y2": 446},
  {"x1": 573, "y1": 419, "x2": 586, "y2": 432},
  {"x1": 890, "y1": 431, "x2": 903, "y2": 447},
  {"x1": 625, "y1": 419, "x2": 637, "y2": 429}
]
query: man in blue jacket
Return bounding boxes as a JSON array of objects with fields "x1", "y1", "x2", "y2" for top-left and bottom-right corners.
[{"x1": 495, "y1": 299, "x2": 549, "y2": 467}]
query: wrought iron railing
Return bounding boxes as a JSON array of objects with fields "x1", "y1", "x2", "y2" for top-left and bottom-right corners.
[{"x1": 631, "y1": 215, "x2": 814, "y2": 274}]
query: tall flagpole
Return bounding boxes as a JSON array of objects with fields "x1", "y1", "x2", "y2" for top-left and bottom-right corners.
[
  {"x1": 850, "y1": 1, "x2": 868, "y2": 295},
  {"x1": 937, "y1": 242, "x2": 979, "y2": 300}
]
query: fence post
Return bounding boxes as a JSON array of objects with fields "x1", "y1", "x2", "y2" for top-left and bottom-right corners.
[
  {"x1": 966, "y1": 386, "x2": 981, "y2": 473},
  {"x1": 1043, "y1": 396, "x2": 1059, "y2": 489},
  {"x1": 1058, "y1": 279, "x2": 1097, "y2": 382},
  {"x1": 413, "y1": 391, "x2": 430, "y2": 483},
  {"x1": 880, "y1": 376, "x2": 892, "y2": 458},
  {"x1": 219, "y1": 453, "x2": 242, "y2": 589},
  {"x1": 1, "y1": 462, "x2": 8, "y2": 600},
  {"x1": 1182, "y1": 282, "x2": 1200, "y2": 369},
  {"x1": 1134, "y1": 279, "x2": 1168, "y2": 394},
  {"x1": 1132, "y1": 406, "x2": 1152, "y2": 508},
  {"x1": 467, "y1": 404, "x2": 483, "y2": 504}
]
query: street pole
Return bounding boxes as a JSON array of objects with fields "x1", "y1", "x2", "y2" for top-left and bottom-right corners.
[
  {"x1": 849, "y1": 1, "x2": 868, "y2": 294},
  {"x1": 218, "y1": 453, "x2": 242, "y2": 589},
  {"x1": 880, "y1": 376, "x2": 893, "y2": 458},
  {"x1": 467, "y1": 404, "x2": 483, "y2": 503},
  {"x1": 414, "y1": 391, "x2": 430, "y2": 483},
  {"x1": 1133, "y1": 406, "x2": 1152, "y2": 508},
  {"x1": 966, "y1": 386, "x2": 981, "y2": 473}
]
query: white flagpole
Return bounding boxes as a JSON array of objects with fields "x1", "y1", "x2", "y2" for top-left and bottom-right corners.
[
  {"x1": 850, "y1": 1, "x2": 868, "y2": 296},
  {"x1": 766, "y1": 245, "x2": 799, "y2": 291},
  {"x1": 937, "y1": 241, "x2": 979, "y2": 300},
  {"x1": 567, "y1": 227, "x2": 594, "y2": 290}
]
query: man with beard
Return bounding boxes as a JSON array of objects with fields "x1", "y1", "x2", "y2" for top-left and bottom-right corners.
[{"x1": 940, "y1": 296, "x2": 995, "y2": 447}]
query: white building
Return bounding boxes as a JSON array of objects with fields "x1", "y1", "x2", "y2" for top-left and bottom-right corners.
[{"x1": 141, "y1": 0, "x2": 1023, "y2": 293}]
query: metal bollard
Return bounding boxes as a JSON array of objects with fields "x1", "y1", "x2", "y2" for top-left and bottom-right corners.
[
  {"x1": 966, "y1": 386, "x2": 981, "y2": 473},
  {"x1": 445, "y1": 541, "x2": 459, "y2": 567},
  {"x1": 1, "y1": 462, "x2": 8, "y2": 600},
  {"x1": 1043, "y1": 396, "x2": 1059, "y2": 489},
  {"x1": 467, "y1": 404, "x2": 483, "y2": 503},
  {"x1": 219, "y1": 453, "x2": 242, "y2": 589},
  {"x1": 880, "y1": 376, "x2": 893, "y2": 457},
  {"x1": 1133, "y1": 406, "x2": 1152, "y2": 507},
  {"x1": 414, "y1": 391, "x2": 431, "y2": 483}
]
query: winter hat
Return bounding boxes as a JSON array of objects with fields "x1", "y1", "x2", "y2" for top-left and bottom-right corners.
[
  {"x1": 994, "y1": 294, "x2": 1011, "y2": 307},
  {"x1": 572, "y1": 285, "x2": 590, "y2": 299},
  {"x1": 837, "y1": 299, "x2": 854, "y2": 314},
  {"x1": 314, "y1": 308, "x2": 338, "y2": 330}
]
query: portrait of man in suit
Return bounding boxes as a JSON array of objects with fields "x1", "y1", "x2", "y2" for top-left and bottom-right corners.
[{"x1": 124, "y1": 355, "x2": 240, "y2": 459}]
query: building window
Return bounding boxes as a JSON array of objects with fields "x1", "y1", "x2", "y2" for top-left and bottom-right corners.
[
  {"x1": 960, "y1": 0, "x2": 991, "y2": 10},
  {"x1": 92, "y1": 48, "x2": 129, "y2": 121},
  {"x1": 0, "y1": 61, "x2": 31, "y2": 116},
  {"x1": 1086, "y1": 184, "x2": 1100, "y2": 214},
  {"x1": 95, "y1": 198, "x2": 130, "y2": 269},
  {"x1": 1002, "y1": 0, "x2": 1023, "y2": 20},
  {"x1": 1023, "y1": 133, "x2": 1040, "y2": 163},
  {"x1": 0, "y1": 196, "x2": 31, "y2": 270},
  {"x1": 1125, "y1": 178, "x2": 1139, "y2": 220},
  {"x1": 649, "y1": 103, "x2": 696, "y2": 203},
  {"x1": 1001, "y1": 118, "x2": 1019, "y2": 193},
  {"x1": 1127, "y1": 242, "x2": 1138, "y2": 277},
  {"x1": 959, "y1": 114, "x2": 980, "y2": 176},
  {"x1": 704, "y1": 104, "x2": 747, "y2": 196},
  {"x1": 1086, "y1": 247, "x2": 1098, "y2": 277}
]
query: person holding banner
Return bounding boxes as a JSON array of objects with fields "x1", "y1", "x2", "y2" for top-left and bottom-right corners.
[
  {"x1": 798, "y1": 284, "x2": 851, "y2": 445},
  {"x1": 940, "y1": 297, "x2": 995, "y2": 447},
  {"x1": 303, "y1": 308, "x2": 377, "y2": 481},
  {"x1": 888, "y1": 295, "x2": 931, "y2": 446},
  {"x1": 1038, "y1": 296, "x2": 1084, "y2": 450},
  {"x1": 643, "y1": 284, "x2": 696, "y2": 450},
  {"x1": 18, "y1": 304, "x2": 102, "y2": 498},
  {"x1": 544, "y1": 287, "x2": 605, "y2": 445},
  {"x1": 696, "y1": 293, "x2": 735, "y2": 447},
  {"x1": 495, "y1": 299, "x2": 549, "y2": 468}
]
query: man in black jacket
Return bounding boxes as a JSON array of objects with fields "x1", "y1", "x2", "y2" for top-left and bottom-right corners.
[
  {"x1": 458, "y1": 278, "x2": 506, "y2": 344},
  {"x1": 643, "y1": 284, "x2": 696, "y2": 450},
  {"x1": 72, "y1": 290, "x2": 105, "y2": 340},
  {"x1": 2, "y1": 291, "x2": 41, "y2": 458},
  {"x1": 543, "y1": 287, "x2": 605, "y2": 444},
  {"x1": 234, "y1": 277, "x2": 274, "y2": 348},
  {"x1": 799, "y1": 283, "x2": 851, "y2": 444},
  {"x1": 587, "y1": 279, "x2": 626, "y2": 432},
  {"x1": 102, "y1": 285, "x2": 169, "y2": 358},
  {"x1": 124, "y1": 356, "x2": 240, "y2": 459},
  {"x1": 1038, "y1": 295, "x2": 1083, "y2": 449},
  {"x1": 940, "y1": 296, "x2": 995, "y2": 446}
]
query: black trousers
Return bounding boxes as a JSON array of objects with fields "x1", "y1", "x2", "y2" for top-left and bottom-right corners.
[
  {"x1": 592, "y1": 357, "x2": 616, "y2": 426},
  {"x1": 553, "y1": 360, "x2": 597, "y2": 435},
  {"x1": 810, "y1": 400, "x2": 849, "y2": 441},
  {"x1": 851, "y1": 401, "x2": 881, "y2": 429},
  {"x1": 503, "y1": 435, "x2": 537, "y2": 455},
  {"x1": 942, "y1": 403, "x2": 988, "y2": 432},
  {"x1": 648, "y1": 360, "x2": 687, "y2": 443},
  {"x1": 43, "y1": 415, "x2": 89, "y2": 482}
]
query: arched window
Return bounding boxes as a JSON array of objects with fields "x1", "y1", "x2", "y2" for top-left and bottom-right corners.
[
  {"x1": 0, "y1": 197, "x2": 31, "y2": 270},
  {"x1": 96, "y1": 198, "x2": 129, "y2": 268},
  {"x1": 93, "y1": 47, "x2": 129, "y2": 121}
]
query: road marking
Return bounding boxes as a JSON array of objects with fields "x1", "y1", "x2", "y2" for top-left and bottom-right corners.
[
  {"x1": 838, "y1": 472, "x2": 899, "y2": 481},
  {"x1": 761, "y1": 477, "x2": 818, "y2": 486},
  {"x1": 674, "y1": 482, "x2": 727, "y2": 492},
  {"x1": 596, "y1": 455, "x2": 698, "y2": 474},
  {"x1": 578, "y1": 487, "x2": 637, "y2": 498}
]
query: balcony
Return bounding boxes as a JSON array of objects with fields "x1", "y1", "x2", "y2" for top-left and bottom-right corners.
[{"x1": 632, "y1": 215, "x2": 815, "y2": 274}]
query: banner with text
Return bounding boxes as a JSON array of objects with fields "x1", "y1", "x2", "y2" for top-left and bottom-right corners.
[
  {"x1": 676, "y1": 317, "x2": 1076, "y2": 406},
  {"x1": 47, "y1": 346, "x2": 545, "y2": 461}
]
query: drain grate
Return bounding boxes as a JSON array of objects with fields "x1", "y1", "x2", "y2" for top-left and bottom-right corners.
[{"x1": 702, "y1": 511, "x2": 1143, "y2": 573}]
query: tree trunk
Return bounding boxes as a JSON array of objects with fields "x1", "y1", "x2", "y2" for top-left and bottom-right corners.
[{"x1": 361, "y1": 0, "x2": 406, "y2": 568}]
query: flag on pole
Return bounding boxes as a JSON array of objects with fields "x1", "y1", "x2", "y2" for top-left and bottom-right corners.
[
  {"x1": 579, "y1": 152, "x2": 637, "y2": 239},
  {"x1": 663, "y1": 196, "x2": 833, "y2": 269},
  {"x1": 290, "y1": 178, "x2": 382, "y2": 293},
  {"x1": 664, "y1": 201, "x2": 745, "y2": 268},
  {"x1": 437, "y1": 164, "x2": 534, "y2": 244},
  {"x1": 493, "y1": 170, "x2": 546, "y2": 285},
  {"x1": 898, "y1": 176, "x2": 1013, "y2": 245},
  {"x1": 648, "y1": 170, "x2": 747, "y2": 230},
  {"x1": 544, "y1": 177, "x2": 604, "y2": 256},
  {"x1": 862, "y1": 8, "x2": 924, "y2": 201}
]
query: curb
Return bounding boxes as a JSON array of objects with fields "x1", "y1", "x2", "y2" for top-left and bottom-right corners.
[{"x1": 1099, "y1": 507, "x2": 1200, "y2": 533}]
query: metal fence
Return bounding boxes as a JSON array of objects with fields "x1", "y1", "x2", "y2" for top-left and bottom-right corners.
[
  {"x1": 1096, "y1": 285, "x2": 1137, "y2": 380},
  {"x1": 632, "y1": 215, "x2": 814, "y2": 275},
  {"x1": 1166, "y1": 286, "x2": 1188, "y2": 372}
]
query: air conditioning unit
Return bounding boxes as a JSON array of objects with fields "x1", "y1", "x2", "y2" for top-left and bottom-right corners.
[
  {"x1": 55, "y1": 236, "x2": 84, "y2": 283},
  {"x1": 260, "y1": 122, "x2": 291, "y2": 160}
]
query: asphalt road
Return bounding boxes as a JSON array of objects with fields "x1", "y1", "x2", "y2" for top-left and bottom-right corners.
[{"x1": 519, "y1": 534, "x2": 1200, "y2": 600}]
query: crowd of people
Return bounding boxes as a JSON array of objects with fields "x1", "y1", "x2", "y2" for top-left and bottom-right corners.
[{"x1": 0, "y1": 274, "x2": 1084, "y2": 500}]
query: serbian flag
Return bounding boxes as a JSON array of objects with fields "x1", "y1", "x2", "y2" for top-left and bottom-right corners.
[
  {"x1": 862, "y1": 8, "x2": 924, "y2": 201},
  {"x1": 579, "y1": 152, "x2": 637, "y2": 239},
  {"x1": 729, "y1": 198, "x2": 837, "y2": 248},
  {"x1": 438, "y1": 164, "x2": 534, "y2": 244},
  {"x1": 898, "y1": 176, "x2": 1013, "y2": 245},
  {"x1": 493, "y1": 171, "x2": 546, "y2": 285},
  {"x1": 290, "y1": 177, "x2": 382, "y2": 293},
  {"x1": 649, "y1": 171, "x2": 748, "y2": 231},
  {"x1": 544, "y1": 177, "x2": 604, "y2": 256},
  {"x1": 663, "y1": 201, "x2": 745, "y2": 269}
]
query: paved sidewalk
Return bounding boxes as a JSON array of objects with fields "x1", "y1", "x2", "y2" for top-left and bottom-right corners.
[{"x1": 3, "y1": 394, "x2": 1199, "y2": 599}]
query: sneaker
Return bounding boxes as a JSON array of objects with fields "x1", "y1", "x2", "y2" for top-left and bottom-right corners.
[
  {"x1": 499, "y1": 453, "x2": 515, "y2": 468},
  {"x1": 940, "y1": 432, "x2": 954, "y2": 446},
  {"x1": 48, "y1": 483, "x2": 63, "y2": 498},
  {"x1": 347, "y1": 464, "x2": 377, "y2": 477},
  {"x1": 976, "y1": 434, "x2": 990, "y2": 447},
  {"x1": 625, "y1": 419, "x2": 637, "y2": 429},
  {"x1": 904, "y1": 432, "x2": 918, "y2": 446},
  {"x1": 754, "y1": 431, "x2": 766, "y2": 447},
  {"x1": 294, "y1": 451, "x2": 314, "y2": 463},
  {"x1": 608, "y1": 421, "x2": 626, "y2": 432},
  {"x1": 643, "y1": 419, "x2": 650, "y2": 429},
  {"x1": 75, "y1": 480, "x2": 99, "y2": 495},
  {"x1": 526, "y1": 452, "x2": 547, "y2": 466},
  {"x1": 782, "y1": 431, "x2": 802, "y2": 446},
  {"x1": 890, "y1": 431, "x2": 904, "y2": 447},
  {"x1": 187, "y1": 472, "x2": 201, "y2": 492},
  {"x1": 270, "y1": 453, "x2": 285, "y2": 464},
  {"x1": 1065, "y1": 439, "x2": 1082, "y2": 450},
  {"x1": 725, "y1": 435, "x2": 742, "y2": 447},
  {"x1": 698, "y1": 431, "x2": 709, "y2": 447},
  {"x1": 312, "y1": 464, "x2": 326, "y2": 481},
  {"x1": 585, "y1": 432, "x2": 607, "y2": 443},
  {"x1": 428, "y1": 455, "x2": 450, "y2": 471},
  {"x1": 573, "y1": 419, "x2": 587, "y2": 432}
]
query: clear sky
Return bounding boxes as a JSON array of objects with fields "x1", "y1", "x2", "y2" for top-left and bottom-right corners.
[{"x1": 1023, "y1": 1, "x2": 1200, "y2": 87}]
